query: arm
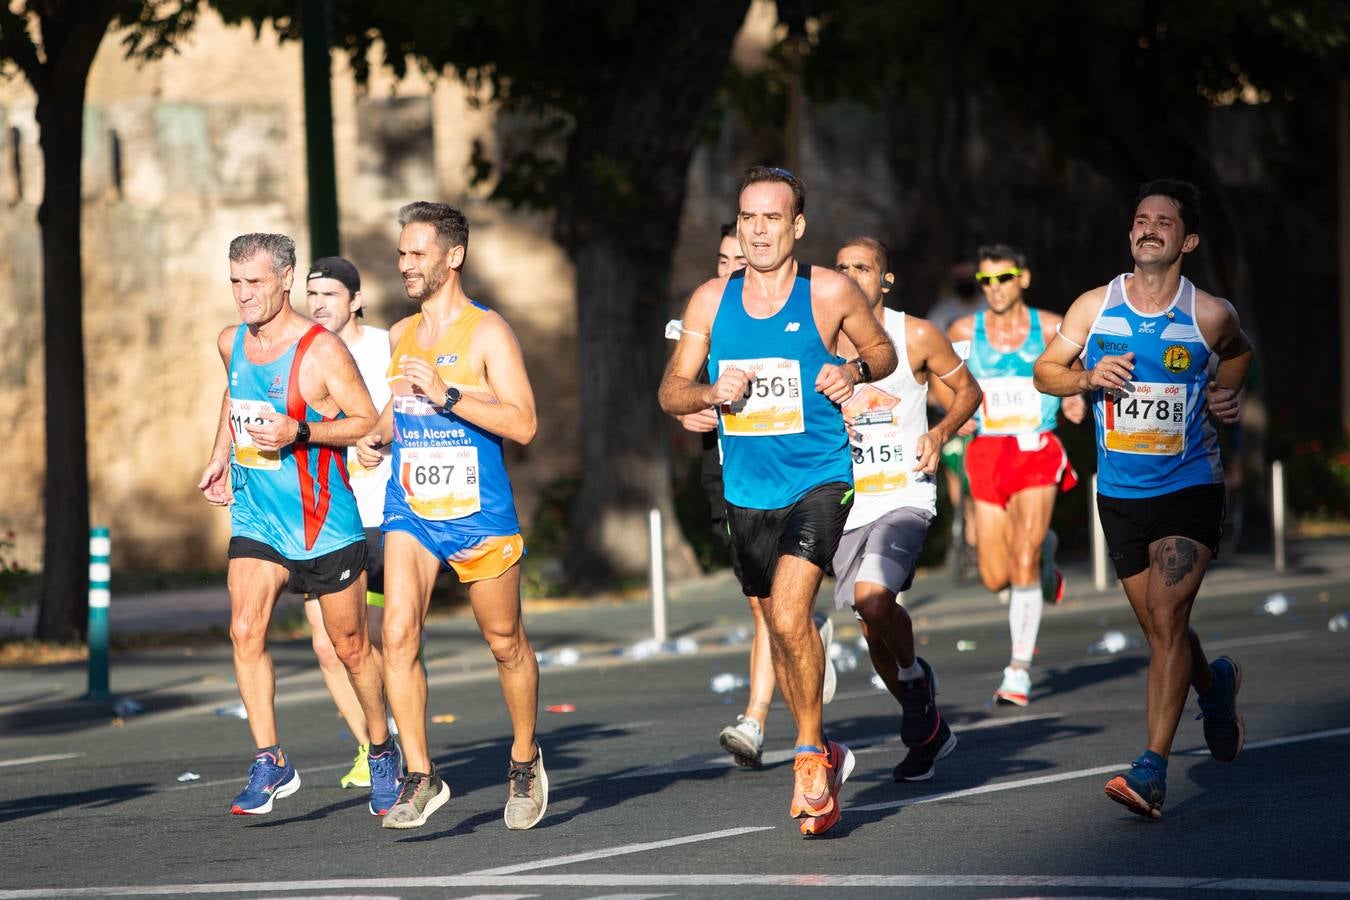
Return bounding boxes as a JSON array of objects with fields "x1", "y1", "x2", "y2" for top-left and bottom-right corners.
[
  {"x1": 928, "y1": 316, "x2": 976, "y2": 434},
  {"x1": 659, "y1": 279, "x2": 750, "y2": 415},
  {"x1": 246, "y1": 332, "x2": 377, "y2": 450},
  {"x1": 1033, "y1": 286, "x2": 1134, "y2": 396},
  {"x1": 1038, "y1": 310, "x2": 1087, "y2": 424},
  {"x1": 1198, "y1": 294, "x2": 1253, "y2": 424},
  {"x1": 909, "y1": 318, "x2": 982, "y2": 473},
  {"x1": 197, "y1": 329, "x2": 235, "y2": 506},
  {"x1": 816, "y1": 276, "x2": 897, "y2": 403}
]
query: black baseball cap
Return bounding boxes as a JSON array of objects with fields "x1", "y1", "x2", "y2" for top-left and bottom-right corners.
[{"x1": 306, "y1": 256, "x2": 361, "y2": 294}]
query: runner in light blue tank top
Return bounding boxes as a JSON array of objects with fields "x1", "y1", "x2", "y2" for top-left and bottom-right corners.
[
  {"x1": 969, "y1": 309, "x2": 1060, "y2": 435},
  {"x1": 709, "y1": 265, "x2": 852, "y2": 510}
]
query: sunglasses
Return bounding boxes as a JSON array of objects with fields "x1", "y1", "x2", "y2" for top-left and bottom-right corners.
[{"x1": 975, "y1": 267, "x2": 1021, "y2": 286}]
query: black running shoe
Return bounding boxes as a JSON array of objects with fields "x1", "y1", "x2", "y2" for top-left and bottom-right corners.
[
  {"x1": 898, "y1": 657, "x2": 941, "y2": 748},
  {"x1": 1196, "y1": 655, "x2": 1245, "y2": 763},
  {"x1": 893, "y1": 720, "x2": 957, "y2": 782}
]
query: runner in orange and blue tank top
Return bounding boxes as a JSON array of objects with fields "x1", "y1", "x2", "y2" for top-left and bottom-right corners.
[
  {"x1": 1034, "y1": 179, "x2": 1253, "y2": 821},
  {"x1": 355, "y1": 202, "x2": 546, "y2": 833}
]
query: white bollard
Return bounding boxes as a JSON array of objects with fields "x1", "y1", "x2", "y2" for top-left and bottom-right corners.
[
  {"x1": 1272, "y1": 460, "x2": 1286, "y2": 573},
  {"x1": 649, "y1": 508, "x2": 667, "y2": 644},
  {"x1": 1090, "y1": 475, "x2": 1109, "y2": 592}
]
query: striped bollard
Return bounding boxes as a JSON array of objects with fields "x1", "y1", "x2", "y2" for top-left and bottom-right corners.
[{"x1": 86, "y1": 527, "x2": 111, "y2": 699}]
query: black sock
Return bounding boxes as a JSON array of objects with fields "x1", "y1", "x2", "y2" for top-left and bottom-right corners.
[
  {"x1": 370, "y1": 737, "x2": 393, "y2": 756},
  {"x1": 257, "y1": 744, "x2": 282, "y2": 760}
]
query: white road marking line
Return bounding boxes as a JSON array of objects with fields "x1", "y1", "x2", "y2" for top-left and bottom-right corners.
[
  {"x1": 0, "y1": 753, "x2": 82, "y2": 769},
  {"x1": 1205, "y1": 631, "x2": 1313, "y2": 650},
  {"x1": 466, "y1": 827, "x2": 775, "y2": 876},
  {"x1": 1180, "y1": 725, "x2": 1350, "y2": 756},
  {"x1": 853, "y1": 713, "x2": 1061, "y2": 756},
  {"x1": 850, "y1": 764, "x2": 1127, "y2": 813},
  {"x1": 3, "y1": 874, "x2": 1350, "y2": 897}
]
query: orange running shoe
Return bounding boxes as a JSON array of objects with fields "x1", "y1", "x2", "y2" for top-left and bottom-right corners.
[{"x1": 791, "y1": 741, "x2": 855, "y2": 834}]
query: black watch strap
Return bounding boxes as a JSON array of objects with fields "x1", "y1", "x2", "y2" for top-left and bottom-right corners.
[
  {"x1": 850, "y1": 357, "x2": 871, "y2": 383},
  {"x1": 444, "y1": 386, "x2": 461, "y2": 409},
  {"x1": 295, "y1": 419, "x2": 311, "y2": 443}
]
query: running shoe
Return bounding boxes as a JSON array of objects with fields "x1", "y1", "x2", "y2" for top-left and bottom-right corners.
[
  {"x1": 367, "y1": 742, "x2": 403, "y2": 816},
  {"x1": 1196, "y1": 655, "x2": 1245, "y2": 763},
  {"x1": 1041, "y1": 529, "x2": 1064, "y2": 604},
  {"x1": 504, "y1": 746, "x2": 549, "y2": 830},
  {"x1": 898, "y1": 657, "x2": 940, "y2": 748},
  {"x1": 994, "y1": 665, "x2": 1031, "y2": 706},
  {"x1": 793, "y1": 741, "x2": 855, "y2": 836},
  {"x1": 894, "y1": 720, "x2": 958, "y2": 782},
  {"x1": 381, "y1": 769, "x2": 451, "y2": 829},
  {"x1": 1104, "y1": 754, "x2": 1167, "y2": 819},
  {"x1": 229, "y1": 749, "x2": 300, "y2": 815},
  {"x1": 719, "y1": 715, "x2": 765, "y2": 768},
  {"x1": 815, "y1": 612, "x2": 837, "y2": 705},
  {"x1": 339, "y1": 743, "x2": 370, "y2": 789}
]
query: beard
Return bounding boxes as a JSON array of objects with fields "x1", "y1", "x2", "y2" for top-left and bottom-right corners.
[{"x1": 406, "y1": 267, "x2": 447, "y2": 301}]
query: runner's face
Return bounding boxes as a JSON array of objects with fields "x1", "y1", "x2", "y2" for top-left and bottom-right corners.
[
  {"x1": 737, "y1": 182, "x2": 804, "y2": 272},
  {"x1": 1129, "y1": 195, "x2": 1196, "y2": 268},
  {"x1": 834, "y1": 244, "x2": 887, "y2": 309},
  {"x1": 305, "y1": 277, "x2": 357, "y2": 333},
  {"x1": 977, "y1": 257, "x2": 1029, "y2": 315},
  {"x1": 230, "y1": 253, "x2": 292, "y2": 327},
  {"x1": 398, "y1": 223, "x2": 454, "y2": 301},
  {"x1": 717, "y1": 234, "x2": 747, "y2": 278}
]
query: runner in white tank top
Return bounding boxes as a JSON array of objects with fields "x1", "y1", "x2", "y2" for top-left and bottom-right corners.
[{"x1": 831, "y1": 237, "x2": 982, "y2": 784}]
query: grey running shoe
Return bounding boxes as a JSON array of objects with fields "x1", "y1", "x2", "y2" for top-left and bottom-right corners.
[
  {"x1": 816, "y1": 612, "x2": 837, "y2": 704},
  {"x1": 504, "y1": 746, "x2": 549, "y2": 830},
  {"x1": 719, "y1": 715, "x2": 764, "y2": 768},
  {"x1": 381, "y1": 769, "x2": 450, "y2": 829},
  {"x1": 1196, "y1": 655, "x2": 1245, "y2": 762}
]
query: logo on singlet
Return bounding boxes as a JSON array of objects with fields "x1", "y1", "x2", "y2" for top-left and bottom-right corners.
[
  {"x1": 1162, "y1": 345, "x2": 1192, "y2": 373},
  {"x1": 268, "y1": 374, "x2": 285, "y2": 398},
  {"x1": 436, "y1": 354, "x2": 459, "y2": 366},
  {"x1": 784, "y1": 322, "x2": 801, "y2": 333},
  {"x1": 1097, "y1": 337, "x2": 1130, "y2": 354},
  {"x1": 1138, "y1": 319, "x2": 1157, "y2": 334}
]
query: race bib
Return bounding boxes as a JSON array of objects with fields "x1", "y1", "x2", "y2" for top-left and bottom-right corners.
[
  {"x1": 851, "y1": 425, "x2": 910, "y2": 495},
  {"x1": 229, "y1": 398, "x2": 281, "y2": 471},
  {"x1": 979, "y1": 376, "x2": 1042, "y2": 435},
  {"x1": 1103, "y1": 381, "x2": 1187, "y2": 455},
  {"x1": 718, "y1": 357, "x2": 805, "y2": 437},
  {"x1": 399, "y1": 445, "x2": 481, "y2": 520}
]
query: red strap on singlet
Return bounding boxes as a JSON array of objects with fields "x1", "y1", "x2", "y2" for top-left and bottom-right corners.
[{"x1": 287, "y1": 325, "x2": 333, "y2": 552}]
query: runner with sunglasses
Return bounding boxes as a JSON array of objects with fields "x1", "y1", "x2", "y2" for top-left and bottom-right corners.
[{"x1": 936, "y1": 244, "x2": 1085, "y2": 706}]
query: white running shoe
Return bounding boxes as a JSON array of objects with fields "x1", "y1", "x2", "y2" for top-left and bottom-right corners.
[
  {"x1": 719, "y1": 715, "x2": 764, "y2": 768},
  {"x1": 994, "y1": 666, "x2": 1031, "y2": 707},
  {"x1": 815, "y1": 613, "x2": 837, "y2": 705}
]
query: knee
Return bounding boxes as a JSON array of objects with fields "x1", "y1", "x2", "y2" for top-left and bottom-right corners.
[
  {"x1": 230, "y1": 615, "x2": 268, "y2": 655},
  {"x1": 853, "y1": 589, "x2": 902, "y2": 629},
  {"x1": 382, "y1": 617, "x2": 422, "y2": 662},
  {"x1": 1011, "y1": 542, "x2": 1040, "y2": 575},
  {"x1": 484, "y1": 627, "x2": 530, "y2": 668},
  {"x1": 329, "y1": 630, "x2": 366, "y2": 670},
  {"x1": 979, "y1": 569, "x2": 1007, "y2": 593},
  {"x1": 310, "y1": 630, "x2": 341, "y2": 669}
]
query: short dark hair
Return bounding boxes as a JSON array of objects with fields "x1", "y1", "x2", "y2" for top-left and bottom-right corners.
[
  {"x1": 307, "y1": 256, "x2": 362, "y2": 316},
  {"x1": 739, "y1": 165, "x2": 805, "y2": 217},
  {"x1": 229, "y1": 233, "x2": 296, "y2": 275},
  {"x1": 1134, "y1": 178, "x2": 1202, "y2": 236},
  {"x1": 976, "y1": 243, "x2": 1028, "y2": 270},
  {"x1": 840, "y1": 235, "x2": 889, "y2": 272},
  {"x1": 719, "y1": 222, "x2": 736, "y2": 240},
  {"x1": 398, "y1": 201, "x2": 470, "y2": 252}
]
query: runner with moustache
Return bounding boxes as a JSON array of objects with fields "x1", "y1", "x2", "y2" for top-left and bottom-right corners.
[
  {"x1": 355, "y1": 202, "x2": 545, "y2": 831},
  {"x1": 1034, "y1": 179, "x2": 1251, "y2": 819},
  {"x1": 832, "y1": 237, "x2": 981, "y2": 783},
  {"x1": 659, "y1": 166, "x2": 897, "y2": 836},
  {"x1": 197, "y1": 234, "x2": 397, "y2": 817}
]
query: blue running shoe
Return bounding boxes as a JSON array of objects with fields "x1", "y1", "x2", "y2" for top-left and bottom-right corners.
[
  {"x1": 1104, "y1": 755, "x2": 1166, "y2": 820},
  {"x1": 230, "y1": 749, "x2": 300, "y2": 815},
  {"x1": 1196, "y1": 655, "x2": 1244, "y2": 763},
  {"x1": 368, "y1": 742, "x2": 403, "y2": 816}
]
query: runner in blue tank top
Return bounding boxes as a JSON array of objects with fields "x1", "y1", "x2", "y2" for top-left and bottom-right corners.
[
  {"x1": 660, "y1": 166, "x2": 897, "y2": 837},
  {"x1": 1035, "y1": 179, "x2": 1253, "y2": 820},
  {"x1": 198, "y1": 233, "x2": 395, "y2": 818}
]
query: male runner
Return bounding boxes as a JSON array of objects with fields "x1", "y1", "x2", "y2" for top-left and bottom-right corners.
[
  {"x1": 941, "y1": 244, "x2": 1085, "y2": 706},
  {"x1": 197, "y1": 233, "x2": 398, "y2": 817},
  {"x1": 659, "y1": 166, "x2": 897, "y2": 835},
  {"x1": 832, "y1": 237, "x2": 981, "y2": 782},
  {"x1": 355, "y1": 202, "x2": 545, "y2": 831},
  {"x1": 304, "y1": 256, "x2": 394, "y2": 791},
  {"x1": 1034, "y1": 178, "x2": 1250, "y2": 819},
  {"x1": 670, "y1": 225, "x2": 836, "y2": 768}
]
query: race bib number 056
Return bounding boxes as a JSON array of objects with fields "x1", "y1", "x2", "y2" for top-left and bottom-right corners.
[
  {"x1": 718, "y1": 357, "x2": 804, "y2": 437},
  {"x1": 229, "y1": 398, "x2": 281, "y2": 471},
  {"x1": 399, "y1": 445, "x2": 481, "y2": 520},
  {"x1": 1103, "y1": 381, "x2": 1187, "y2": 455}
]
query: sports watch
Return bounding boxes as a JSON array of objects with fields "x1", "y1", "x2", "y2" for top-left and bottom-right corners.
[
  {"x1": 443, "y1": 386, "x2": 462, "y2": 409},
  {"x1": 848, "y1": 357, "x2": 871, "y2": 383},
  {"x1": 294, "y1": 419, "x2": 311, "y2": 443}
]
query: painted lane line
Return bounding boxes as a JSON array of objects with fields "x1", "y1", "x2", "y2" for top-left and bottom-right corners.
[
  {"x1": 853, "y1": 713, "x2": 1062, "y2": 756},
  {"x1": 1179, "y1": 724, "x2": 1350, "y2": 756},
  {"x1": 465, "y1": 827, "x2": 776, "y2": 876},
  {"x1": 1205, "y1": 630, "x2": 1313, "y2": 650},
  {"x1": 4, "y1": 873, "x2": 1350, "y2": 897},
  {"x1": 0, "y1": 753, "x2": 82, "y2": 769},
  {"x1": 850, "y1": 763, "x2": 1126, "y2": 813}
]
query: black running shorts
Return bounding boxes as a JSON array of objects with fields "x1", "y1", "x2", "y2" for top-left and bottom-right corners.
[
  {"x1": 362, "y1": 526, "x2": 385, "y2": 595},
  {"x1": 228, "y1": 536, "x2": 367, "y2": 597},
  {"x1": 1096, "y1": 483, "x2": 1225, "y2": 580},
  {"x1": 725, "y1": 481, "x2": 853, "y2": 598}
]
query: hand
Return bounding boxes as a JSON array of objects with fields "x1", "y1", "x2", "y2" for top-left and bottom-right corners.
[
  {"x1": 815, "y1": 362, "x2": 857, "y2": 404},
  {"x1": 1207, "y1": 382, "x2": 1242, "y2": 424},
  {"x1": 245, "y1": 411, "x2": 299, "y2": 451},
  {"x1": 676, "y1": 408, "x2": 719, "y2": 433},
  {"x1": 1061, "y1": 392, "x2": 1087, "y2": 425},
  {"x1": 355, "y1": 432, "x2": 385, "y2": 468},
  {"x1": 957, "y1": 417, "x2": 979, "y2": 437},
  {"x1": 913, "y1": 430, "x2": 941, "y2": 474},
  {"x1": 708, "y1": 366, "x2": 751, "y2": 406},
  {"x1": 1085, "y1": 352, "x2": 1135, "y2": 392},
  {"x1": 399, "y1": 355, "x2": 449, "y2": 405},
  {"x1": 197, "y1": 459, "x2": 232, "y2": 507}
]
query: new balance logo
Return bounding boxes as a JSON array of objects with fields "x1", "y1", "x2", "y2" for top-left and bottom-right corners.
[
  {"x1": 340, "y1": 569, "x2": 351, "y2": 580},
  {"x1": 784, "y1": 322, "x2": 801, "y2": 332}
]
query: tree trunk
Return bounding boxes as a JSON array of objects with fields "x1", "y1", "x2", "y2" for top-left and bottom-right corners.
[{"x1": 559, "y1": 0, "x2": 751, "y2": 588}]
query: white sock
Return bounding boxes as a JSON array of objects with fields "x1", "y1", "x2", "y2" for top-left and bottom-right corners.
[
  {"x1": 1009, "y1": 583, "x2": 1043, "y2": 666},
  {"x1": 897, "y1": 661, "x2": 924, "y2": 681}
]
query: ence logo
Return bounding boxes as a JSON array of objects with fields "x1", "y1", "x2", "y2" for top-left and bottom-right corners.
[
  {"x1": 1162, "y1": 344, "x2": 1192, "y2": 373},
  {"x1": 1096, "y1": 337, "x2": 1130, "y2": 354}
]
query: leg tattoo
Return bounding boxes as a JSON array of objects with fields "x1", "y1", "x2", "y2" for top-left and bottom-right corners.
[{"x1": 1155, "y1": 538, "x2": 1199, "y2": 587}]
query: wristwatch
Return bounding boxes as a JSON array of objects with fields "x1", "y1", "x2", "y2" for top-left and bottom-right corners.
[
  {"x1": 294, "y1": 419, "x2": 311, "y2": 443},
  {"x1": 848, "y1": 357, "x2": 871, "y2": 383},
  {"x1": 443, "y1": 386, "x2": 462, "y2": 409}
]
